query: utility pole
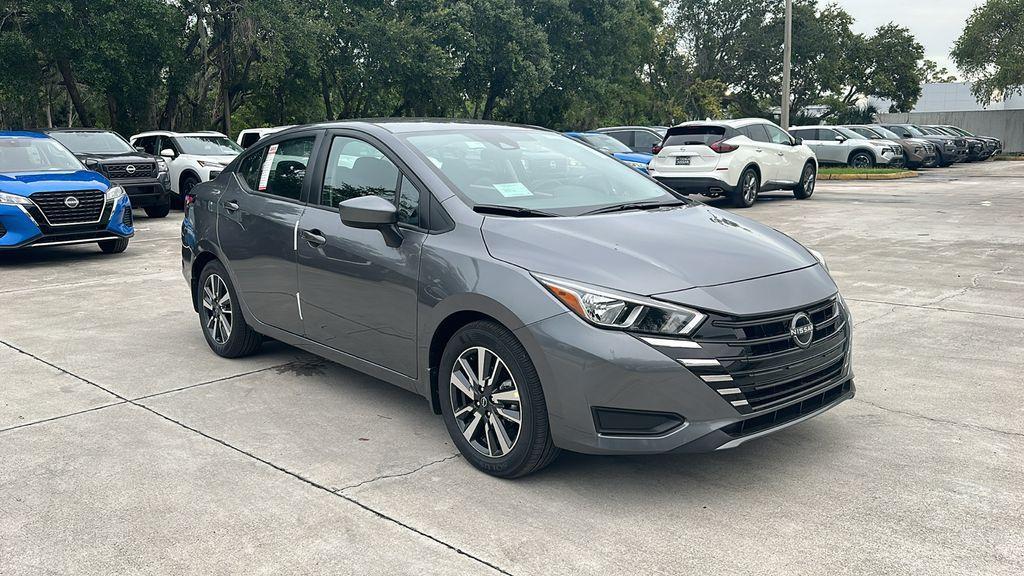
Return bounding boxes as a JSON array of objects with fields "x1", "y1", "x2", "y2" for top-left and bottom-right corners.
[{"x1": 781, "y1": 0, "x2": 793, "y2": 129}]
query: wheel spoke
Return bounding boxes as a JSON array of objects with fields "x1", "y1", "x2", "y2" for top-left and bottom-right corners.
[
  {"x1": 219, "y1": 316, "x2": 231, "y2": 340},
  {"x1": 454, "y1": 405, "x2": 475, "y2": 418},
  {"x1": 491, "y1": 389, "x2": 519, "y2": 403},
  {"x1": 462, "y1": 412, "x2": 483, "y2": 442},
  {"x1": 451, "y1": 370, "x2": 476, "y2": 399},
  {"x1": 202, "y1": 297, "x2": 214, "y2": 311},
  {"x1": 204, "y1": 286, "x2": 215, "y2": 304},
  {"x1": 219, "y1": 293, "x2": 230, "y2": 306},
  {"x1": 206, "y1": 314, "x2": 217, "y2": 330},
  {"x1": 488, "y1": 358, "x2": 503, "y2": 387},
  {"x1": 494, "y1": 406, "x2": 521, "y2": 424},
  {"x1": 483, "y1": 420, "x2": 494, "y2": 456},
  {"x1": 476, "y1": 347, "x2": 487, "y2": 385},
  {"x1": 489, "y1": 412, "x2": 513, "y2": 454},
  {"x1": 457, "y1": 357, "x2": 479, "y2": 388}
]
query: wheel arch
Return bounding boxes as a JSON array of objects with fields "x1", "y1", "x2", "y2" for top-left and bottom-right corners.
[
  {"x1": 847, "y1": 147, "x2": 876, "y2": 164},
  {"x1": 179, "y1": 169, "x2": 202, "y2": 192},
  {"x1": 189, "y1": 249, "x2": 221, "y2": 312}
]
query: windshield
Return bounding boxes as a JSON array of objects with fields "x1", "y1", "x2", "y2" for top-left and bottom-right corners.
[
  {"x1": 945, "y1": 126, "x2": 974, "y2": 137},
  {"x1": 577, "y1": 133, "x2": 632, "y2": 154},
  {"x1": 915, "y1": 125, "x2": 943, "y2": 136},
  {"x1": 902, "y1": 125, "x2": 925, "y2": 137},
  {"x1": 176, "y1": 136, "x2": 242, "y2": 156},
  {"x1": 870, "y1": 126, "x2": 902, "y2": 140},
  {"x1": 849, "y1": 127, "x2": 882, "y2": 139},
  {"x1": 0, "y1": 137, "x2": 84, "y2": 173},
  {"x1": 401, "y1": 129, "x2": 682, "y2": 216},
  {"x1": 47, "y1": 131, "x2": 134, "y2": 154},
  {"x1": 835, "y1": 127, "x2": 865, "y2": 140}
]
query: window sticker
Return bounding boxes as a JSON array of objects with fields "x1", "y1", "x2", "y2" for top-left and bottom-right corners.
[
  {"x1": 258, "y1": 144, "x2": 279, "y2": 191},
  {"x1": 493, "y1": 182, "x2": 533, "y2": 197},
  {"x1": 465, "y1": 141, "x2": 485, "y2": 149}
]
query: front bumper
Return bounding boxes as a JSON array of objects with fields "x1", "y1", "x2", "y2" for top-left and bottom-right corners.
[
  {"x1": 519, "y1": 299, "x2": 854, "y2": 455},
  {"x1": 0, "y1": 195, "x2": 133, "y2": 250},
  {"x1": 112, "y1": 176, "x2": 171, "y2": 208}
]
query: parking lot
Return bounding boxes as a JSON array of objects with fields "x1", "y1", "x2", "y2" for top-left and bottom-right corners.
[{"x1": 2, "y1": 159, "x2": 1021, "y2": 575}]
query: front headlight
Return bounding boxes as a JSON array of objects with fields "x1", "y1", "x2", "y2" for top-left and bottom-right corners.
[
  {"x1": 535, "y1": 274, "x2": 706, "y2": 336},
  {"x1": 623, "y1": 160, "x2": 648, "y2": 170},
  {"x1": 156, "y1": 157, "x2": 169, "y2": 173},
  {"x1": 808, "y1": 248, "x2": 829, "y2": 272},
  {"x1": 197, "y1": 160, "x2": 225, "y2": 169},
  {"x1": 105, "y1": 185, "x2": 126, "y2": 202},
  {"x1": 945, "y1": 139, "x2": 955, "y2": 146},
  {"x1": 0, "y1": 191, "x2": 34, "y2": 206}
]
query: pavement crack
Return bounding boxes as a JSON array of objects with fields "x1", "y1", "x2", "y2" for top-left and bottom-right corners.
[
  {"x1": 852, "y1": 398, "x2": 1024, "y2": 439},
  {"x1": 336, "y1": 454, "x2": 462, "y2": 493},
  {"x1": 845, "y1": 297, "x2": 1024, "y2": 321}
]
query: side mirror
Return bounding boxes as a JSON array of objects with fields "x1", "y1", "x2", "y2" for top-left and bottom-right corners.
[
  {"x1": 339, "y1": 195, "x2": 402, "y2": 247},
  {"x1": 792, "y1": 137, "x2": 803, "y2": 145},
  {"x1": 135, "y1": 146, "x2": 146, "y2": 153},
  {"x1": 160, "y1": 148, "x2": 175, "y2": 158},
  {"x1": 834, "y1": 135, "x2": 846, "y2": 142}
]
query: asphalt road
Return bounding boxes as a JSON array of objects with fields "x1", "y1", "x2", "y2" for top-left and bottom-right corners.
[{"x1": 2, "y1": 161, "x2": 1021, "y2": 575}]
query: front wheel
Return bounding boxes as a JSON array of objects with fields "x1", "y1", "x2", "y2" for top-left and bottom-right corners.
[
  {"x1": 794, "y1": 162, "x2": 816, "y2": 199},
  {"x1": 198, "y1": 261, "x2": 262, "y2": 358},
  {"x1": 98, "y1": 237, "x2": 129, "y2": 254},
  {"x1": 145, "y1": 203, "x2": 171, "y2": 218},
  {"x1": 849, "y1": 151, "x2": 874, "y2": 169},
  {"x1": 730, "y1": 167, "x2": 759, "y2": 208},
  {"x1": 439, "y1": 321, "x2": 560, "y2": 478}
]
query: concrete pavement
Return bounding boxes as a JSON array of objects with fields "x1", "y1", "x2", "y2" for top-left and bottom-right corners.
[{"x1": 1, "y1": 160, "x2": 1021, "y2": 575}]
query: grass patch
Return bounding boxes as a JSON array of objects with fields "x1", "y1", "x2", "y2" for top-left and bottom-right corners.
[{"x1": 819, "y1": 167, "x2": 906, "y2": 175}]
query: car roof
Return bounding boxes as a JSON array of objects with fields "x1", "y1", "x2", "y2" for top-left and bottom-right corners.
[
  {"x1": 673, "y1": 118, "x2": 773, "y2": 129},
  {"x1": 274, "y1": 118, "x2": 550, "y2": 136},
  {"x1": 131, "y1": 130, "x2": 227, "y2": 138},
  {"x1": 593, "y1": 126, "x2": 663, "y2": 132},
  {"x1": 0, "y1": 131, "x2": 50, "y2": 139},
  {"x1": 36, "y1": 127, "x2": 113, "y2": 133}
]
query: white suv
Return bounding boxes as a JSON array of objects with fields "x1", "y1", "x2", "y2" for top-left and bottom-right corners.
[
  {"x1": 648, "y1": 119, "x2": 817, "y2": 208},
  {"x1": 130, "y1": 131, "x2": 243, "y2": 204}
]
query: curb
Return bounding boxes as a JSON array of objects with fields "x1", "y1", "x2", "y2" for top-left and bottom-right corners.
[
  {"x1": 993, "y1": 156, "x2": 1024, "y2": 161},
  {"x1": 820, "y1": 171, "x2": 919, "y2": 181}
]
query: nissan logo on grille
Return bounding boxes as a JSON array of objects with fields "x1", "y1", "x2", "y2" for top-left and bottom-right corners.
[
  {"x1": 790, "y1": 312, "x2": 814, "y2": 348},
  {"x1": 125, "y1": 164, "x2": 136, "y2": 175},
  {"x1": 64, "y1": 196, "x2": 80, "y2": 209}
]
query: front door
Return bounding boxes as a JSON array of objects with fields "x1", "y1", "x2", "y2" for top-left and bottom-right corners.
[
  {"x1": 764, "y1": 124, "x2": 800, "y2": 181},
  {"x1": 296, "y1": 133, "x2": 426, "y2": 377},
  {"x1": 217, "y1": 132, "x2": 320, "y2": 334}
]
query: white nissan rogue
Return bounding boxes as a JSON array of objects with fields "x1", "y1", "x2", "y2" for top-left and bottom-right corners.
[{"x1": 648, "y1": 118, "x2": 817, "y2": 208}]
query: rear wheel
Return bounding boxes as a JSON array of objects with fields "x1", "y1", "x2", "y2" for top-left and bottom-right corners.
[
  {"x1": 144, "y1": 203, "x2": 171, "y2": 218},
  {"x1": 198, "y1": 261, "x2": 262, "y2": 358},
  {"x1": 849, "y1": 151, "x2": 874, "y2": 169},
  {"x1": 730, "y1": 167, "x2": 759, "y2": 208},
  {"x1": 439, "y1": 320, "x2": 560, "y2": 478},
  {"x1": 98, "y1": 237, "x2": 129, "y2": 254},
  {"x1": 794, "y1": 162, "x2": 816, "y2": 199}
]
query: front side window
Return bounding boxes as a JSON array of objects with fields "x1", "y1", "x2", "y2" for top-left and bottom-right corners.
[
  {"x1": 175, "y1": 136, "x2": 243, "y2": 156},
  {"x1": 257, "y1": 137, "x2": 314, "y2": 200},
  {"x1": 322, "y1": 136, "x2": 425, "y2": 226},
  {"x1": 401, "y1": 129, "x2": 682, "y2": 216},
  {"x1": 818, "y1": 128, "x2": 840, "y2": 141},
  {"x1": 135, "y1": 137, "x2": 156, "y2": 155},
  {"x1": 48, "y1": 131, "x2": 134, "y2": 154},
  {"x1": 0, "y1": 137, "x2": 84, "y2": 173},
  {"x1": 236, "y1": 147, "x2": 267, "y2": 191},
  {"x1": 764, "y1": 124, "x2": 793, "y2": 145}
]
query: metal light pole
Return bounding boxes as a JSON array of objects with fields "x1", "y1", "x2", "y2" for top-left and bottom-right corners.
[{"x1": 781, "y1": 0, "x2": 793, "y2": 129}]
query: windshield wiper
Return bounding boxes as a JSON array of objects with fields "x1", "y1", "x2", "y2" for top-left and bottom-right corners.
[
  {"x1": 582, "y1": 200, "x2": 685, "y2": 216},
  {"x1": 472, "y1": 204, "x2": 559, "y2": 217}
]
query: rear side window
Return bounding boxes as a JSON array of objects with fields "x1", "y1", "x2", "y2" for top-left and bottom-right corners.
[
  {"x1": 663, "y1": 125, "x2": 727, "y2": 147},
  {"x1": 237, "y1": 148, "x2": 267, "y2": 190},
  {"x1": 818, "y1": 128, "x2": 840, "y2": 141},
  {"x1": 742, "y1": 124, "x2": 771, "y2": 143}
]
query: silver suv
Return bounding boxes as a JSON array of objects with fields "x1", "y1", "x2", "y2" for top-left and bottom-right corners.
[{"x1": 789, "y1": 125, "x2": 903, "y2": 168}]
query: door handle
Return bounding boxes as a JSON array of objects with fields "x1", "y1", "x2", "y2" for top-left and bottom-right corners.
[
  {"x1": 777, "y1": 152, "x2": 785, "y2": 157},
  {"x1": 301, "y1": 229, "x2": 327, "y2": 247},
  {"x1": 755, "y1": 149, "x2": 763, "y2": 153},
  {"x1": 224, "y1": 200, "x2": 240, "y2": 212}
]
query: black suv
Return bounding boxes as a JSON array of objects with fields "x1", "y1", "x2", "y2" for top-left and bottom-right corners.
[{"x1": 41, "y1": 128, "x2": 173, "y2": 218}]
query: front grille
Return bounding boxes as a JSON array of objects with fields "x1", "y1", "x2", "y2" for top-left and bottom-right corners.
[
  {"x1": 122, "y1": 206, "x2": 133, "y2": 227},
  {"x1": 103, "y1": 162, "x2": 157, "y2": 179},
  {"x1": 30, "y1": 190, "x2": 106, "y2": 225},
  {"x1": 722, "y1": 380, "x2": 852, "y2": 437},
  {"x1": 667, "y1": 296, "x2": 851, "y2": 414}
]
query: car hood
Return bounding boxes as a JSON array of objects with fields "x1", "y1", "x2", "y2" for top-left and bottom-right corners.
[
  {"x1": 75, "y1": 152, "x2": 157, "y2": 165},
  {"x1": 612, "y1": 152, "x2": 653, "y2": 164},
  {"x1": 0, "y1": 170, "x2": 110, "y2": 196},
  {"x1": 182, "y1": 154, "x2": 237, "y2": 165},
  {"x1": 482, "y1": 203, "x2": 817, "y2": 296}
]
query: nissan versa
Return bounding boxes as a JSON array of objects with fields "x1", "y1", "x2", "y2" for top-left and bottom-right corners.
[
  {"x1": 1, "y1": 131, "x2": 133, "y2": 252},
  {"x1": 181, "y1": 120, "x2": 854, "y2": 477}
]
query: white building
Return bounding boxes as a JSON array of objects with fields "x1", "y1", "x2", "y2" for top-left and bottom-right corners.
[{"x1": 870, "y1": 82, "x2": 1024, "y2": 113}]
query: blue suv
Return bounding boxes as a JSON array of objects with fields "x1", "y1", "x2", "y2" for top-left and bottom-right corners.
[
  {"x1": 564, "y1": 131, "x2": 653, "y2": 173},
  {"x1": 0, "y1": 132, "x2": 133, "y2": 252}
]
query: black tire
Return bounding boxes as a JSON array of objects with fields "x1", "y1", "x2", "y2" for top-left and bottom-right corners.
[
  {"x1": 197, "y1": 260, "x2": 262, "y2": 358},
  {"x1": 175, "y1": 175, "x2": 200, "y2": 209},
  {"x1": 144, "y1": 203, "x2": 171, "y2": 218},
  {"x1": 794, "y1": 162, "x2": 816, "y2": 199},
  {"x1": 730, "y1": 167, "x2": 759, "y2": 208},
  {"x1": 848, "y1": 151, "x2": 874, "y2": 169},
  {"x1": 98, "y1": 237, "x2": 129, "y2": 254},
  {"x1": 439, "y1": 320, "x2": 560, "y2": 478}
]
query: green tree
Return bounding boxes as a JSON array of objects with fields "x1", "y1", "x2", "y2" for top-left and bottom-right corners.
[
  {"x1": 919, "y1": 59, "x2": 958, "y2": 83},
  {"x1": 952, "y1": 0, "x2": 1024, "y2": 104}
]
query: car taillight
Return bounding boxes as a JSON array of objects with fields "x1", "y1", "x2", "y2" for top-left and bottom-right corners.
[
  {"x1": 184, "y1": 193, "x2": 196, "y2": 207},
  {"x1": 709, "y1": 140, "x2": 738, "y2": 153},
  {"x1": 652, "y1": 144, "x2": 663, "y2": 154}
]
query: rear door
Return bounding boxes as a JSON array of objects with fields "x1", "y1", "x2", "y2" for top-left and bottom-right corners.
[
  {"x1": 650, "y1": 125, "x2": 729, "y2": 175},
  {"x1": 740, "y1": 123, "x2": 780, "y2": 182},
  {"x1": 217, "y1": 131, "x2": 321, "y2": 334}
]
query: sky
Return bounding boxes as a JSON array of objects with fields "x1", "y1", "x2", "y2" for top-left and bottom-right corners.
[{"x1": 833, "y1": 0, "x2": 986, "y2": 76}]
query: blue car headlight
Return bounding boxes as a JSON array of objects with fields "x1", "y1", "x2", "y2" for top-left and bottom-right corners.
[
  {"x1": 623, "y1": 160, "x2": 648, "y2": 170},
  {"x1": 105, "y1": 185, "x2": 126, "y2": 202},
  {"x1": 0, "y1": 191, "x2": 33, "y2": 206},
  {"x1": 535, "y1": 274, "x2": 706, "y2": 336}
]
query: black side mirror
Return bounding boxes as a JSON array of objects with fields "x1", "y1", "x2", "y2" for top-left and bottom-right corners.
[
  {"x1": 792, "y1": 137, "x2": 802, "y2": 145},
  {"x1": 135, "y1": 146, "x2": 146, "y2": 153},
  {"x1": 339, "y1": 195, "x2": 402, "y2": 247}
]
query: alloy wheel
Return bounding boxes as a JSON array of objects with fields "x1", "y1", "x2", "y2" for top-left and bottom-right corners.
[
  {"x1": 743, "y1": 172, "x2": 758, "y2": 204},
  {"x1": 851, "y1": 154, "x2": 871, "y2": 168},
  {"x1": 449, "y1": 346, "x2": 522, "y2": 458},
  {"x1": 803, "y1": 165, "x2": 816, "y2": 194},
  {"x1": 202, "y1": 273, "x2": 233, "y2": 345}
]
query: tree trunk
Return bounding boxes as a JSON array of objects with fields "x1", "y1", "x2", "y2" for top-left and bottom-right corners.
[
  {"x1": 320, "y1": 67, "x2": 334, "y2": 120},
  {"x1": 56, "y1": 59, "x2": 91, "y2": 126}
]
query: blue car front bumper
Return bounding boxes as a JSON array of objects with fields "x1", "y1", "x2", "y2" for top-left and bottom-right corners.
[{"x1": 0, "y1": 195, "x2": 134, "y2": 250}]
